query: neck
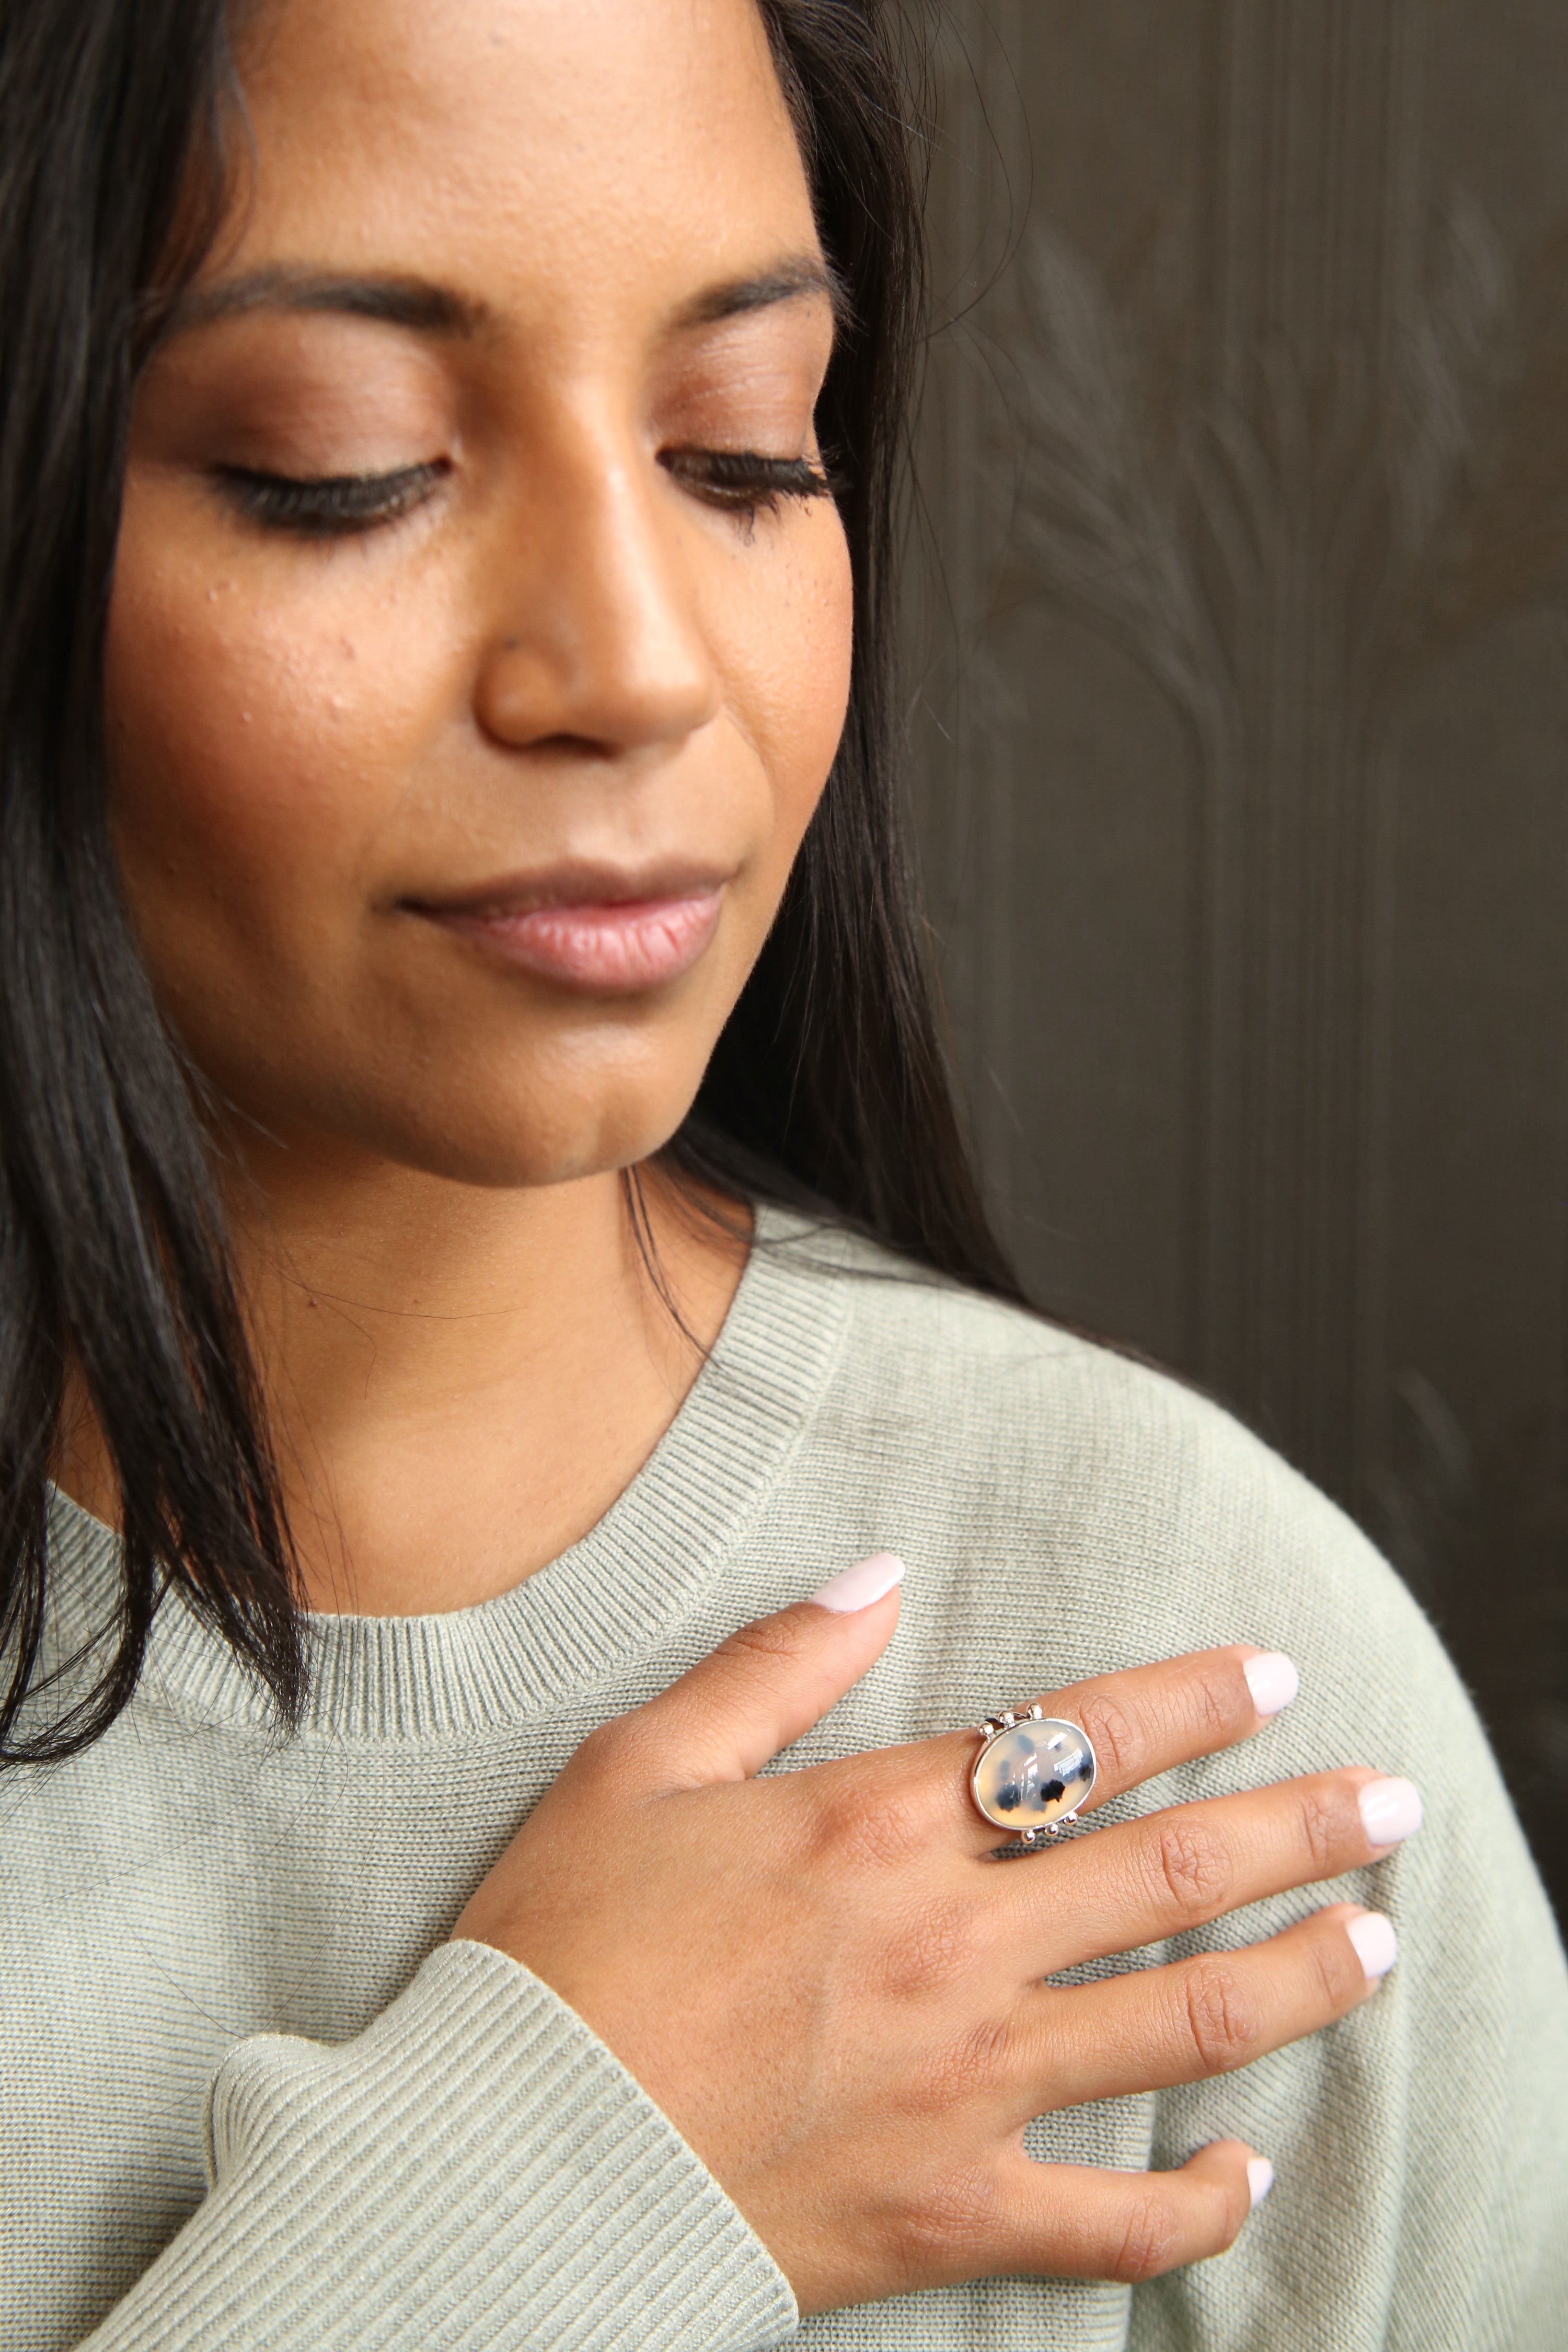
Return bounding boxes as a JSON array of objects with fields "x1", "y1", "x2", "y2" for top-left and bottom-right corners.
[{"x1": 56, "y1": 1145, "x2": 749, "y2": 1616}]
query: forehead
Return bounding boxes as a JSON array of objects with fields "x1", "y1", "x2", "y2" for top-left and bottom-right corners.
[{"x1": 226, "y1": 0, "x2": 817, "y2": 328}]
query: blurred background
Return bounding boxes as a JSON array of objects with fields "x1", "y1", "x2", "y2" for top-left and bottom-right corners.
[{"x1": 902, "y1": 0, "x2": 1568, "y2": 1919}]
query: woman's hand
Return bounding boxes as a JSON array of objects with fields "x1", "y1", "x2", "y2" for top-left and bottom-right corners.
[{"x1": 453, "y1": 1566, "x2": 1417, "y2": 2314}]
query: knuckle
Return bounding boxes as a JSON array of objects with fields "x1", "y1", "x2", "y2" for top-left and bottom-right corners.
[
  {"x1": 1077, "y1": 1656, "x2": 1240, "y2": 1797},
  {"x1": 812, "y1": 1775, "x2": 929, "y2": 1874},
  {"x1": 1076, "y1": 1691, "x2": 1143, "y2": 1784},
  {"x1": 891, "y1": 2167, "x2": 999, "y2": 2279},
  {"x1": 1296, "y1": 1788, "x2": 1342, "y2": 1873},
  {"x1": 1181, "y1": 1958, "x2": 1264, "y2": 2073},
  {"x1": 945, "y1": 2009, "x2": 1015, "y2": 2094},
  {"x1": 1110, "y1": 2193, "x2": 1183, "y2": 2283},
  {"x1": 572, "y1": 1715, "x2": 634, "y2": 1781},
  {"x1": 1185, "y1": 1659, "x2": 1240, "y2": 1746},
  {"x1": 716, "y1": 1616, "x2": 809, "y2": 1672},
  {"x1": 1149, "y1": 1817, "x2": 1234, "y2": 1924}
]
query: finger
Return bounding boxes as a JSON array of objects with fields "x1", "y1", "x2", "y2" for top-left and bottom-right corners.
[
  {"x1": 1019, "y1": 1903, "x2": 1393, "y2": 2111},
  {"x1": 603, "y1": 1553, "x2": 905, "y2": 1788},
  {"x1": 1000, "y1": 1768, "x2": 1422, "y2": 1976},
  {"x1": 986, "y1": 2138, "x2": 1267, "y2": 2285},
  {"x1": 913, "y1": 1644, "x2": 1299, "y2": 1853}
]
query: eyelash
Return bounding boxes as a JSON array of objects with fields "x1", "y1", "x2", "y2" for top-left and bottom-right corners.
[
  {"x1": 215, "y1": 460, "x2": 449, "y2": 535},
  {"x1": 214, "y1": 449, "x2": 835, "y2": 538},
  {"x1": 660, "y1": 448, "x2": 836, "y2": 523}
]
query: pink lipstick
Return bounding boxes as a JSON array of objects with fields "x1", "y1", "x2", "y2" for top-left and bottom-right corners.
[{"x1": 409, "y1": 866, "x2": 726, "y2": 993}]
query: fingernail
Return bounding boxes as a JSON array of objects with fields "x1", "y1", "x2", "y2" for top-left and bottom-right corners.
[
  {"x1": 1243, "y1": 1652, "x2": 1300, "y2": 1717},
  {"x1": 807, "y1": 1552, "x2": 905, "y2": 1613},
  {"x1": 1347, "y1": 1910, "x2": 1399, "y2": 1979},
  {"x1": 1358, "y1": 1777, "x2": 1423, "y2": 1848},
  {"x1": 1247, "y1": 2157, "x2": 1275, "y2": 2208}
]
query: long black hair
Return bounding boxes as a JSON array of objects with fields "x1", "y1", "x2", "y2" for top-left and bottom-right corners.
[{"x1": 0, "y1": 0, "x2": 1025, "y2": 1767}]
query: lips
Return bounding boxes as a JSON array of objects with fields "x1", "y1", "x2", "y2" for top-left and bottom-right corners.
[{"x1": 406, "y1": 864, "x2": 728, "y2": 994}]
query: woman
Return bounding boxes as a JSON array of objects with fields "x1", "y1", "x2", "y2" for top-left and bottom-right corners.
[{"x1": 3, "y1": 0, "x2": 1564, "y2": 2345}]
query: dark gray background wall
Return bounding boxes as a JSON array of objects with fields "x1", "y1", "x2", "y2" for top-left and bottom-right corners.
[{"x1": 904, "y1": 1, "x2": 1568, "y2": 1911}]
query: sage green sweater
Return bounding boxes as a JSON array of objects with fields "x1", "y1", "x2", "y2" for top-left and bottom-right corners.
[{"x1": 7, "y1": 1213, "x2": 1567, "y2": 2349}]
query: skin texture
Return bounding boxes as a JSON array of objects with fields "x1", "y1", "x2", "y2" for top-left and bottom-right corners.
[{"x1": 63, "y1": 0, "x2": 1422, "y2": 2314}]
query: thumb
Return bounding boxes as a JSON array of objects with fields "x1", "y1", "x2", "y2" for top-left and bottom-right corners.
[{"x1": 629, "y1": 1553, "x2": 905, "y2": 1789}]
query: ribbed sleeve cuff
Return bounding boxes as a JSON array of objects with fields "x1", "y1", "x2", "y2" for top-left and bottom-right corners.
[{"x1": 84, "y1": 1939, "x2": 800, "y2": 2351}]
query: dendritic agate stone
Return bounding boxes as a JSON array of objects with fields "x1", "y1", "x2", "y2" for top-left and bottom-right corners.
[{"x1": 971, "y1": 1718, "x2": 1096, "y2": 1834}]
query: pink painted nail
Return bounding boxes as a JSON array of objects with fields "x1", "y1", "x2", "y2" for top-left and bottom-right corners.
[
  {"x1": 1347, "y1": 1911, "x2": 1399, "y2": 1979},
  {"x1": 1243, "y1": 1653, "x2": 1300, "y2": 1716},
  {"x1": 1247, "y1": 2157, "x2": 1275, "y2": 2208},
  {"x1": 1358, "y1": 1778, "x2": 1423, "y2": 1848},
  {"x1": 807, "y1": 1553, "x2": 905, "y2": 1613}
]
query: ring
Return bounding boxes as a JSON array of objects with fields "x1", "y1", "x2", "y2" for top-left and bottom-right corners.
[{"x1": 970, "y1": 1704, "x2": 1098, "y2": 1842}]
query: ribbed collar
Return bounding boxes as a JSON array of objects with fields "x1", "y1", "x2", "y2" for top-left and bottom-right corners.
[{"x1": 45, "y1": 1208, "x2": 856, "y2": 1742}]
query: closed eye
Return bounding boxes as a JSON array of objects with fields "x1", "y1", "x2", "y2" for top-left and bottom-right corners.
[
  {"x1": 660, "y1": 448, "x2": 838, "y2": 522},
  {"x1": 213, "y1": 460, "x2": 450, "y2": 536},
  {"x1": 212, "y1": 448, "x2": 835, "y2": 540}
]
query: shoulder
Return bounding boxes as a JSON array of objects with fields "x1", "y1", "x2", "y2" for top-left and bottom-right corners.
[{"x1": 770, "y1": 1218, "x2": 1399, "y2": 1685}]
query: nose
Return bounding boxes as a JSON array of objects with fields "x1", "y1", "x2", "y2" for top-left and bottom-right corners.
[{"x1": 472, "y1": 432, "x2": 721, "y2": 759}]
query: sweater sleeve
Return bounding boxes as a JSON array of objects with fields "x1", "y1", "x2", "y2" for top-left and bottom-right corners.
[{"x1": 78, "y1": 1937, "x2": 799, "y2": 2352}]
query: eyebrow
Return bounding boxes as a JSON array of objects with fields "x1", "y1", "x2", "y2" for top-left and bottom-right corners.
[
  {"x1": 163, "y1": 254, "x2": 845, "y2": 343},
  {"x1": 672, "y1": 256, "x2": 847, "y2": 329},
  {"x1": 165, "y1": 269, "x2": 492, "y2": 338}
]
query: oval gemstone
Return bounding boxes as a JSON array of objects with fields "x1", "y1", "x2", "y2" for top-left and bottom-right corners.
[{"x1": 972, "y1": 1719, "x2": 1096, "y2": 1832}]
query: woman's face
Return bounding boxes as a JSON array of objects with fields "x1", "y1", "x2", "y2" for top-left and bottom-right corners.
[{"x1": 107, "y1": 0, "x2": 851, "y2": 1187}]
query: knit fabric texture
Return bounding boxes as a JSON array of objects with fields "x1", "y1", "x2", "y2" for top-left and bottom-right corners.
[{"x1": 6, "y1": 1209, "x2": 1567, "y2": 2349}]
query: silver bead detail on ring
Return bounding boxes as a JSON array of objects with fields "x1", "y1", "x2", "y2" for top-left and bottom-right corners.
[{"x1": 970, "y1": 1705, "x2": 1098, "y2": 1841}]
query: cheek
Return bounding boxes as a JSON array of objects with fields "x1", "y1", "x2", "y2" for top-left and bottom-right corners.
[
  {"x1": 103, "y1": 484, "x2": 448, "y2": 981},
  {"x1": 711, "y1": 510, "x2": 854, "y2": 865}
]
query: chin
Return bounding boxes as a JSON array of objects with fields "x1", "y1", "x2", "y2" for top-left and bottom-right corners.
[
  {"x1": 326, "y1": 1072, "x2": 707, "y2": 1193},
  {"x1": 192, "y1": 989, "x2": 731, "y2": 1194}
]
